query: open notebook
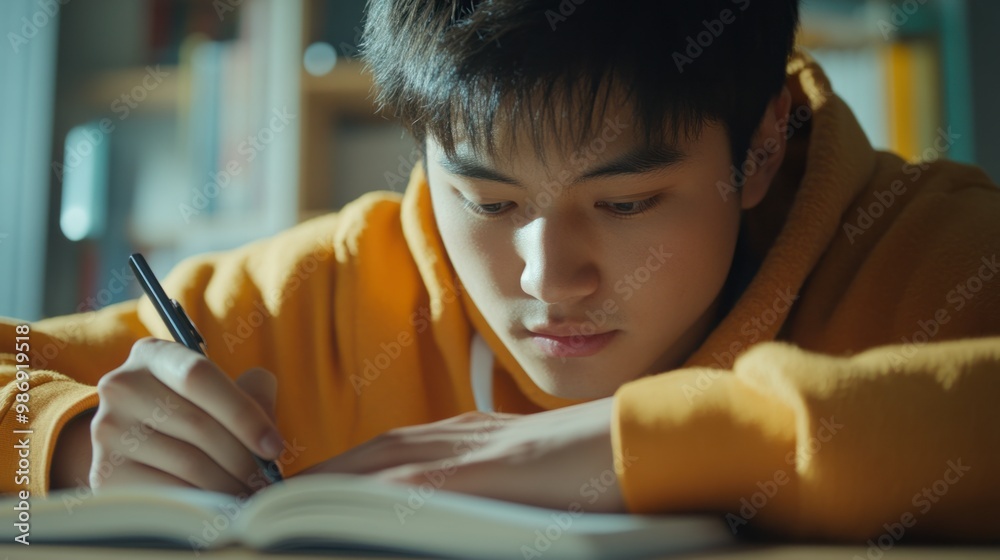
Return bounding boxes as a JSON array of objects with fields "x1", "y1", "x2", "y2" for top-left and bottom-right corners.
[{"x1": 2, "y1": 474, "x2": 733, "y2": 559}]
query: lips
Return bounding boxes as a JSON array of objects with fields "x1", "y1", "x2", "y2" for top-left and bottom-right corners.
[{"x1": 526, "y1": 326, "x2": 618, "y2": 358}]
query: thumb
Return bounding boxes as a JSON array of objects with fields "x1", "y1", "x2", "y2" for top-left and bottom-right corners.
[{"x1": 235, "y1": 367, "x2": 278, "y2": 422}]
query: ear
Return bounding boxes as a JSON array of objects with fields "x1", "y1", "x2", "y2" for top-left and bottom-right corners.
[{"x1": 739, "y1": 86, "x2": 792, "y2": 210}]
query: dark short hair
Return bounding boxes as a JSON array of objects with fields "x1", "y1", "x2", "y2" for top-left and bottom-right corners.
[{"x1": 362, "y1": 0, "x2": 800, "y2": 170}]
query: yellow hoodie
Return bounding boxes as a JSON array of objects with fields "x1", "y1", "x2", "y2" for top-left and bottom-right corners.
[{"x1": 1, "y1": 51, "x2": 998, "y2": 542}]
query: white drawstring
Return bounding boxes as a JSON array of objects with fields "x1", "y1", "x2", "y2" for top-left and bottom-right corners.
[{"x1": 470, "y1": 332, "x2": 494, "y2": 412}]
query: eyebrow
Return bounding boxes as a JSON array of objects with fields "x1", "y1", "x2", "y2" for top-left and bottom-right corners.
[{"x1": 439, "y1": 144, "x2": 688, "y2": 187}]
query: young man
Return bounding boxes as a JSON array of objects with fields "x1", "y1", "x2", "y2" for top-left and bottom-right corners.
[{"x1": 3, "y1": 0, "x2": 998, "y2": 542}]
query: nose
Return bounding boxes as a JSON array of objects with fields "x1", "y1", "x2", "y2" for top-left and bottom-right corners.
[{"x1": 518, "y1": 214, "x2": 600, "y2": 305}]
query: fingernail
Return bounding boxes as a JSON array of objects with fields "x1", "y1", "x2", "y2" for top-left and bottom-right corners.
[{"x1": 261, "y1": 431, "x2": 283, "y2": 457}]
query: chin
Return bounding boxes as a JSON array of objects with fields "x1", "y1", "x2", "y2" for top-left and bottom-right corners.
[{"x1": 524, "y1": 363, "x2": 625, "y2": 401}]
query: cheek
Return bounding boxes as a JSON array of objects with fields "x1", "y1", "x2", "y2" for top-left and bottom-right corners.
[
  {"x1": 431, "y1": 189, "x2": 474, "y2": 265},
  {"x1": 430, "y1": 190, "x2": 513, "y2": 295},
  {"x1": 672, "y1": 198, "x2": 741, "y2": 281},
  {"x1": 621, "y1": 193, "x2": 740, "y2": 317}
]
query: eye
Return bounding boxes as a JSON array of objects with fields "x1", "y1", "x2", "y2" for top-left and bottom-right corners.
[
  {"x1": 597, "y1": 195, "x2": 663, "y2": 217},
  {"x1": 455, "y1": 190, "x2": 514, "y2": 217},
  {"x1": 469, "y1": 201, "x2": 511, "y2": 215}
]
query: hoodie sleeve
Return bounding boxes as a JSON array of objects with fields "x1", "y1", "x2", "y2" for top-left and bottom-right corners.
[
  {"x1": 608, "y1": 99, "x2": 1000, "y2": 538},
  {"x1": 1, "y1": 299, "x2": 149, "y2": 497},
  {"x1": 612, "y1": 337, "x2": 1000, "y2": 541},
  {"x1": 0, "y1": 192, "x2": 404, "y2": 497},
  {"x1": 0, "y1": 211, "x2": 338, "y2": 497}
]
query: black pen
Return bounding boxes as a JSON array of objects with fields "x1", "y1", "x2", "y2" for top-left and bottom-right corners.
[{"x1": 128, "y1": 252, "x2": 282, "y2": 484}]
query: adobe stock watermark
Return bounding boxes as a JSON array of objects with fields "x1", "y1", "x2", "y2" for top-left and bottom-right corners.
[
  {"x1": 222, "y1": 231, "x2": 337, "y2": 353},
  {"x1": 718, "y1": 103, "x2": 813, "y2": 202},
  {"x1": 508, "y1": 115, "x2": 629, "y2": 228},
  {"x1": 687, "y1": 255, "x2": 995, "y2": 399},
  {"x1": 877, "y1": 0, "x2": 931, "y2": 41},
  {"x1": 338, "y1": 27, "x2": 365, "y2": 60},
  {"x1": 384, "y1": 145, "x2": 423, "y2": 191},
  {"x1": 51, "y1": 65, "x2": 170, "y2": 182},
  {"x1": 544, "y1": 0, "x2": 587, "y2": 31},
  {"x1": 187, "y1": 439, "x2": 305, "y2": 556},
  {"x1": 61, "y1": 396, "x2": 181, "y2": 513},
  {"x1": 843, "y1": 126, "x2": 961, "y2": 244},
  {"x1": 548, "y1": 244, "x2": 671, "y2": 364},
  {"x1": 350, "y1": 276, "x2": 468, "y2": 395},
  {"x1": 681, "y1": 286, "x2": 798, "y2": 403},
  {"x1": 882, "y1": 254, "x2": 997, "y2": 369},
  {"x1": 855, "y1": 458, "x2": 971, "y2": 560},
  {"x1": 212, "y1": 0, "x2": 245, "y2": 21},
  {"x1": 393, "y1": 414, "x2": 509, "y2": 524},
  {"x1": 519, "y1": 448, "x2": 637, "y2": 559},
  {"x1": 672, "y1": 0, "x2": 750, "y2": 73},
  {"x1": 26, "y1": 263, "x2": 137, "y2": 371},
  {"x1": 725, "y1": 416, "x2": 843, "y2": 534},
  {"x1": 179, "y1": 106, "x2": 296, "y2": 222},
  {"x1": 7, "y1": 0, "x2": 70, "y2": 54}
]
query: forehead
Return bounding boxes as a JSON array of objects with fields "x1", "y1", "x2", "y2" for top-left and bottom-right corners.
[
  {"x1": 442, "y1": 118, "x2": 641, "y2": 173},
  {"x1": 427, "y1": 123, "x2": 734, "y2": 192},
  {"x1": 436, "y1": 81, "x2": 708, "y2": 167}
]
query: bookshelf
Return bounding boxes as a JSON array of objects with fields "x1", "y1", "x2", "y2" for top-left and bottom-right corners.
[
  {"x1": 45, "y1": 0, "x2": 992, "y2": 317},
  {"x1": 797, "y1": 0, "x2": 965, "y2": 165},
  {"x1": 297, "y1": 0, "x2": 413, "y2": 223},
  {"x1": 75, "y1": 0, "x2": 391, "y2": 250},
  {"x1": 83, "y1": 66, "x2": 181, "y2": 113},
  {"x1": 45, "y1": 0, "x2": 306, "y2": 314},
  {"x1": 298, "y1": 57, "x2": 381, "y2": 222},
  {"x1": 46, "y1": 0, "x2": 409, "y2": 314}
]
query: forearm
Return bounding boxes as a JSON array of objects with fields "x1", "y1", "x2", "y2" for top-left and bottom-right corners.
[
  {"x1": 50, "y1": 409, "x2": 94, "y2": 490},
  {"x1": 614, "y1": 337, "x2": 1000, "y2": 540}
]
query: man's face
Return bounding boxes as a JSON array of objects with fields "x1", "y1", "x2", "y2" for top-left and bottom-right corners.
[{"x1": 426, "y1": 111, "x2": 745, "y2": 400}]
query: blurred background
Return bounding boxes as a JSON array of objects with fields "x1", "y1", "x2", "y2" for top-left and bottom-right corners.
[{"x1": 0, "y1": 0, "x2": 997, "y2": 321}]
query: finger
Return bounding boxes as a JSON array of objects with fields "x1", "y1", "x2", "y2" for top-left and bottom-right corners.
[
  {"x1": 376, "y1": 459, "x2": 548, "y2": 507},
  {"x1": 458, "y1": 410, "x2": 522, "y2": 421},
  {"x1": 234, "y1": 368, "x2": 277, "y2": 423},
  {"x1": 134, "y1": 385, "x2": 262, "y2": 487},
  {"x1": 97, "y1": 355, "x2": 265, "y2": 485},
  {"x1": 111, "y1": 427, "x2": 251, "y2": 495},
  {"x1": 131, "y1": 338, "x2": 283, "y2": 458},
  {"x1": 91, "y1": 456, "x2": 196, "y2": 491},
  {"x1": 297, "y1": 436, "x2": 439, "y2": 476},
  {"x1": 373, "y1": 460, "x2": 472, "y2": 495},
  {"x1": 300, "y1": 413, "x2": 517, "y2": 477},
  {"x1": 317, "y1": 424, "x2": 485, "y2": 475}
]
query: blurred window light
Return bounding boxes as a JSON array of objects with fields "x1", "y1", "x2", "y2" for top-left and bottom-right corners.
[
  {"x1": 304, "y1": 41, "x2": 337, "y2": 76},
  {"x1": 59, "y1": 122, "x2": 109, "y2": 242}
]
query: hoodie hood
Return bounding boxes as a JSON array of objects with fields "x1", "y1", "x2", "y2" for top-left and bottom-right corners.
[{"x1": 398, "y1": 49, "x2": 879, "y2": 410}]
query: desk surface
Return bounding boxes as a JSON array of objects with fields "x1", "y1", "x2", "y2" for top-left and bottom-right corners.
[{"x1": 1, "y1": 544, "x2": 998, "y2": 559}]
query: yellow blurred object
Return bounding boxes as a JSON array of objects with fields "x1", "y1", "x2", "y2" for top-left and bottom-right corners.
[{"x1": 885, "y1": 40, "x2": 942, "y2": 163}]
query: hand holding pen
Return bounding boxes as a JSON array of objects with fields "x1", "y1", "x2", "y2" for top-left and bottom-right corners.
[{"x1": 81, "y1": 253, "x2": 284, "y2": 495}]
